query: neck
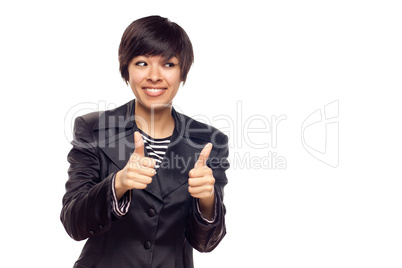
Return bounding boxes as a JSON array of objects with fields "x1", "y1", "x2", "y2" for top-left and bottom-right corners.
[{"x1": 134, "y1": 101, "x2": 175, "y2": 139}]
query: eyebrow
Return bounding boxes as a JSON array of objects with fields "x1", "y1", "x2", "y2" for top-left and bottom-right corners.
[
  {"x1": 133, "y1": 55, "x2": 179, "y2": 63},
  {"x1": 165, "y1": 57, "x2": 179, "y2": 62}
]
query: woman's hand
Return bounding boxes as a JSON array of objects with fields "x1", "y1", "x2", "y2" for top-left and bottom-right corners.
[
  {"x1": 188, "y1": 143, "x2": 216, "y2": 220},
  {"x1": 115, "y1": 131, "x2": 156, "y2": 200}
]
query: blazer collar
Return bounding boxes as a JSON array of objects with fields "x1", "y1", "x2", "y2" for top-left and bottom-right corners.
[{"x1": 95, "y1": 99, "x2": 202, "y2": 201}]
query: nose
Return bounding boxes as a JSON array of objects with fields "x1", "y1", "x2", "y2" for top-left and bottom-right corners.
[{"x1": 147, "y1": 65, "x2": 162, "y2": 83}]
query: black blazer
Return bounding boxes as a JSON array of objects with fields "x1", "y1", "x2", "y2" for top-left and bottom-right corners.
[{"x1": 61, "y1": 100, "x2": 229, "y2": 268}]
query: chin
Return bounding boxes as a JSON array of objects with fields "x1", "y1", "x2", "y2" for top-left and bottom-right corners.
[{"x1": 138, "y1": 98, "x2": 172, "y2": 111}]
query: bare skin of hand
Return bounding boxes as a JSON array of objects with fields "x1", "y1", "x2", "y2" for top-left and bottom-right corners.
[
  {"x1": 115, "y1": 131, "x2": 156, "y2": 200},
  {"x1": 188, "y1": 143, "x2": 216, "y2": 220}
]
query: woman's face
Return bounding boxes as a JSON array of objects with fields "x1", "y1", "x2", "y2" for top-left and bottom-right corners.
[{"x1": 128, "y1": 55, "x2": 182, "y2": 111}]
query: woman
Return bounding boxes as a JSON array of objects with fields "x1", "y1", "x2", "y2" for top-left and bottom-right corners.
[{"x1": 61, "y1": 15, "x2": 229, "y2": 268}]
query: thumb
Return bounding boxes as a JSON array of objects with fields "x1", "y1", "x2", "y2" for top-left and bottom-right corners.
[
  {"x1": 133, "y1": 131, "x2": 145, "y2": 157},
  {"x1": 194, "y1": 143, "x2": 212, "y2": 169}
]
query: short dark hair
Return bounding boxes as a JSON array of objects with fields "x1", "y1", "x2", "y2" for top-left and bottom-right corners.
[{"x1": 118, "y1": 15, "x2": 194, "y2": 84}]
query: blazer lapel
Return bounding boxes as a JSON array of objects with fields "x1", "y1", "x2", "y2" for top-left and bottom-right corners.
[
  {"x1": 94, "y1": 100, "x2": 163, "y2": 202},
  {"x1": 156, "y1": 129, "x2": 198, "y2": 198},
  {"x1": 155, "y1": 108, "x2": 205, "y2": 198}
]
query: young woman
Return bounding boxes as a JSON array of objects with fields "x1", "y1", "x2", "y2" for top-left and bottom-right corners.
[{"x1": 61, "y1": 15, "x2": 229, "y2": 268}]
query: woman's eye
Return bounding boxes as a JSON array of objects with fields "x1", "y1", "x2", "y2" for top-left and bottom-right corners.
[
  {"x1": 164, "y1": 63, "x2": 175, "y2": 67},
  {"x1": 135, "y1": 62, "x2": 147, "y2": 67}
]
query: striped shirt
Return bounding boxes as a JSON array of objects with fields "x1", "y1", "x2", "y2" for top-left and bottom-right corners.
[{"x1": 139, "y1": 130, "x2": 171, "y2": 170}]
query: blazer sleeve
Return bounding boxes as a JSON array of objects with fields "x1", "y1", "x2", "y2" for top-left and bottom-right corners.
[
  {"x1": 186, "y1": 134, "x2": 229, "y2": 252},
  {"x1": 60, "y1": 115, "x2": 114, "y2": 241}
]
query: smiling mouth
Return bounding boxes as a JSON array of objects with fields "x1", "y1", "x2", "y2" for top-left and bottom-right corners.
[
  {"x1": 142, "y1": 87, "x2": 167, "y2": 97},
  {"x1": 143, "y1": 87, "x2": 166, "y2": 92}
]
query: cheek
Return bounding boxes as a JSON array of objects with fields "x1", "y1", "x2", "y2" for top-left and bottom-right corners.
[
  {"x1": 129, "y1": 73, "x2": 143, "y2": 88},
  {"x1": 166, "y1": 71, "x2": 182, "y2": 87},
  {"x1": 127, "y1": 65, "x2": 143, "y2": 85}
]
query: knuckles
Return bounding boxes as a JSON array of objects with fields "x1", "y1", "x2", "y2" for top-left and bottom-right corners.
[
  {"x1": 189, "y1": 166, "x2": 213, "y2": 178},
  {"x1": 140, "y1": 157, "x2": 156, "y2": 167},
  {"x1": 188, "y1": 169, "x2": 195, "y2": 178},
  {"x1": 129, "y1": 154, "x2": 156, "y2": 168},
  {"x1": 205, "y1": 167, "x2": 213, "y2": 175},
  {"x1": 188, "y1": 176, "x2": 215, "y2": 189},
  {"x1": 127, "y1": 160, "x2": 155, "y2": 172},
  {"x1": 130, "y1": 153, "x2": 141, "y2": 161}
]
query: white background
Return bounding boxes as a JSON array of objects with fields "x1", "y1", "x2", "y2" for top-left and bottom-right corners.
[{"x1": 1, "y1": 0, "x2": 401, "y2": 267}]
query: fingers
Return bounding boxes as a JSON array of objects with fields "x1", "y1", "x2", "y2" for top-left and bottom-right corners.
[
  {"x1": 189, "y1": 166, "x2": 212, "y2": 178},
  {"x1": 121, "y1": 159, "x2": 154, "y2": 190},
  {"x1": 127, "y1": 147, "x2": 155, "y2": 188},
  {"x1": 189, "y1": 142, "x2": 215, "y2": 198},
  {"x1": 125, "y1": 173, "x2": 153, "y2": 189},
  {"x1": 188, "y1": 178, "x2": 215, "y2": 198},
  {"x1": 188, "y1": 186, "x2": 214, "y2": 198},
  {"x1": 128, "y1": 164, "x2": 156, "y2": 177},
  {"x1": 133, "y1": 131, "x2": 145, "y2": 157},
  {"x1": 127, "y1": 172, "x2": 153, "y2": 184},
  {"x1": 118, "y1": 131, "x2": 156, "y2": 190},
  {"x1": 188, "y1": 176, "x2": 215, "y2": 187},
  {"x1": 130, "y1": 154, "x2": 156, "y2": 168},
  {"x1": 194, "y1": 143, "x2": 212, "y2": 169}
]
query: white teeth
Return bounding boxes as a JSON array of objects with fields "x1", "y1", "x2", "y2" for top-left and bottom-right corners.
[{"x1": 145, "y1": 88, "x2": 164, "y2": 92}]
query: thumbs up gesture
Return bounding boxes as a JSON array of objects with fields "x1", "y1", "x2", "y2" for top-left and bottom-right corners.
[
  {"x1": 115, "y1": 131, "x2": 156, "y2": 200},
  {"x1": 188, "y1": 143, "x2": 215, "y2": 200}
]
